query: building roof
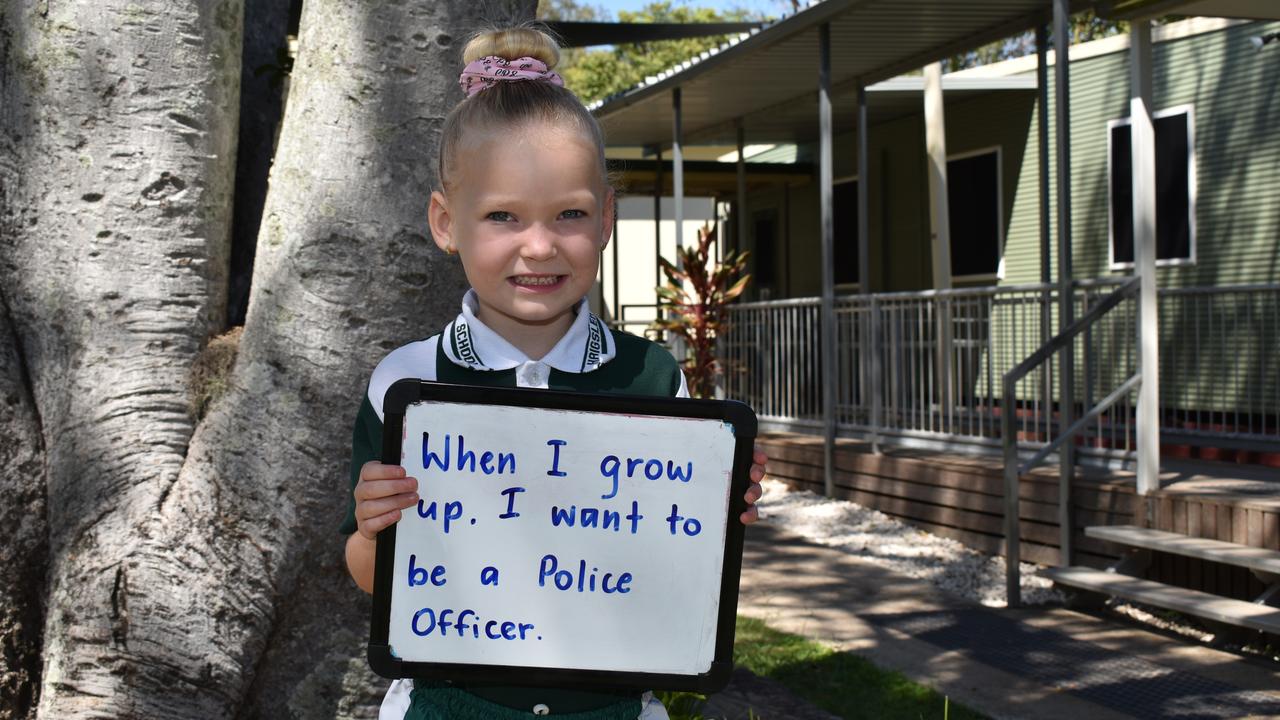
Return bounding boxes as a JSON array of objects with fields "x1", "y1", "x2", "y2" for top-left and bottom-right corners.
[
  {"x1": 592, "y1": 0, "x2": 1085, "y2": 149},
  {"x1": 1101, "y1": 0, "x2": 1280, "y2": 20}
]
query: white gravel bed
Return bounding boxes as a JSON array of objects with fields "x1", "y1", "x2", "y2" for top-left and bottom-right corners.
[{"x1": 756, "y1": 479, "x2": 1064, "y2": 607}]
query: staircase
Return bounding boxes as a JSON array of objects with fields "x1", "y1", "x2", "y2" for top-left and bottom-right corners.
[
  {"x1": 999, "y1": 277, "x2": 1280, "y2": 638},
  {"x1": 1043, "y1": 525, "x2": 1280, "y2": 640}
]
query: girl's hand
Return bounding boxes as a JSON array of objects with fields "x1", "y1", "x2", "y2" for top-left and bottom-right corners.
[
  {"x1": 353, "y1": 461, "x2": 419, "y2": 540},
  {"x1": 740, "y1": 446, "x2": 768, "y2": 525}
]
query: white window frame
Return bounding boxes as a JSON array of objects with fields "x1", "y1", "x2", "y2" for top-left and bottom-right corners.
[
  {"x1": 1106, "y1": 103, "x2": 1197, "y2": 270},
  {"x1": 833, "y1": 174, "x2": 863, "y2": 292},
  {"x1": 946, "y1": 145, "x2": 1005, "y2": 282}
]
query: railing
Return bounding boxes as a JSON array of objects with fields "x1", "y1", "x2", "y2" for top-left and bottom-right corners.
[
  {"x1": 721, "y1": 280, "x2": 1130, "y2": 449},
  {"x1": 1158, "y1": 284, "x2": 1280, "y2": 450},
  {"x1": 846, "y1": 281, "x2": 1129, "y2": 447},
  {"x1": 614, "y1": 303, "x2": 664, "y2": 340},
  {"x1": 717, "y1": 280, "x2": 1279, "y2": 607},
  {"x1": 720, "y1": 282, "x2": 1280, "y2": 453},
  {"x1": 720, "y1": 297, "x2": 825, "y2": 426},
  {"x1": 1001, "y1": 278, "x2": 1141, "y2": 607}
]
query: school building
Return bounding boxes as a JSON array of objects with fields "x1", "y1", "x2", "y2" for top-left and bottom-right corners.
[{"x1": 582, "y1": 0, "x2": 1280, "y2": 632}]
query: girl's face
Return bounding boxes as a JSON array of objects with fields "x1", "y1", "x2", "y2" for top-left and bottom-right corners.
[{"x1": 428, "y1": 122, "x2": 613, "y2": 347}]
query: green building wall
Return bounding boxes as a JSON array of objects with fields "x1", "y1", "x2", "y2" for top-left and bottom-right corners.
[
  {"x1": 742, "y1": 19, "x2": 1279, "y2": 296},
  {"x1": 1002, "y1": 19, "x2": 1280, "y2": 287},
  {"x1": 738, "y1": 19, "x2": 1279, "y2": 419}
]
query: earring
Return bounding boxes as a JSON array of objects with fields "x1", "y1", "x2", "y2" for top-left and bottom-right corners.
[{"x1": 445, "y1": 245, "x2": 457, "y2": 255}]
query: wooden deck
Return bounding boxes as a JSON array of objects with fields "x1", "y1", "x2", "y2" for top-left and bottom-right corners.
[{"x1": 758, "y1": 432, "x2": 1280, "y2": 602}]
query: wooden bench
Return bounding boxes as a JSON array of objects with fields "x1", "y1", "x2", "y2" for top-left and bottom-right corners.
[{"x1": 1041, "y1": 524, "x2": 1280, "y2": 638}]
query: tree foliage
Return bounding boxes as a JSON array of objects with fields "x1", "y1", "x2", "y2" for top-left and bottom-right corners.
[{"x1": 539, "y1": 1, "x2": 760, "y2": 105}]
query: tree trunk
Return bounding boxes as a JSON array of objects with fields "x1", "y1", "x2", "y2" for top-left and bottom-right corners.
[
  {"x1": 5, "y1": 0, "x2": 536, "y2": 716},
  {"x1": 1, "y1": 0, "x2": 241, "y2": 716}
]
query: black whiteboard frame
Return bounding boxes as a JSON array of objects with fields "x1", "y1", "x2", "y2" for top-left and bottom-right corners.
[{"x1": 368, "y1": 379, "x2": 756, "y2": 694}]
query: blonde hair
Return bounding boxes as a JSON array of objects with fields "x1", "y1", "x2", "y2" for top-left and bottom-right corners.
[
  {"x1": 437, "y1": 25, "x2": 607, "y2": 191},
  {"x1": 461, "y1": 27, "x2": 561, "y2": 68}
]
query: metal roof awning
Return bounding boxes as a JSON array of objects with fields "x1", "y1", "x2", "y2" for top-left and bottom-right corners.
[
  {"x1": 732, "y1": 74, "x2": 1038, "y2": 145},
  {"x1": 1099, "y1": 0, "x2": 1280, "y2": 20},
  {"x1": 601, "y1": 73, "x2": 1037, "y2": 156},
  {"x1": 544, "y1": 21, "x2": 765, "y2": 47},
  {"x1": 608, "y1": 158, "x2": 815, "y2": 196},
  {"x1": 592, "y1": 0, "x2": 1085, "y2": 148}
]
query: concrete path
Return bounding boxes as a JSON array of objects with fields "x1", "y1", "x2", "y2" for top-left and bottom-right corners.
[{"x1": 724, "y1": 523, "x2": 1280, "y2": 720}]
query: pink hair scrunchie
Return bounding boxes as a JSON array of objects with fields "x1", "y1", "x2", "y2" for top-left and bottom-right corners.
[{"x1": 459, "y1": 55, "x2": 565, "y2": 98}]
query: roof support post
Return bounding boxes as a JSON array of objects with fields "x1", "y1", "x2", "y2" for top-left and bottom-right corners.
[
  {"x1": 1037, "y1": 24, "x2": 1051, "y2": 289},
  {"x1": 857, "y1": 85, "x2": 871, "y2": 296},
  {"x1": 858, "y1": 83, "x2": 880, "y2": 454},
  {"x1": 1037, "y1": 23, "x2": 1053, "y2": 458},
  {"x1": 654, "y1": 146, "x2": 664, "y2": 326},
  {"x1": 672, "y1": 88, "x2": 685, "y2": 263},
  {"x1": 923, "y1": 62, "x2": 952, "y2": 293},
  {"x1": 1054, "y1": 0, "x2": 1076, "y2": 566},
  {"x1": 818, "y1": 22, "x2": 836, "y2": 498},
  {"x1": 671, "y1": 88, "x2": 687, "y2": 360},
  {"x1": 612, "y1": 210, "x2": 619, "y2": 323},
  {"x1": 1130, "y1": 18, "x2": 1160, "y2": 497},
  {"x1": 736, "y1": 119, "x2": 747, "y2": 256},
  {"x1": 923, "y1": 61, "x2": 953, "y2": 432}
]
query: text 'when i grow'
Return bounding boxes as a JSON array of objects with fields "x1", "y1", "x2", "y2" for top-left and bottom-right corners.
[{"x1": 414, "y1": 433, "x2": 706, "y2": 537}]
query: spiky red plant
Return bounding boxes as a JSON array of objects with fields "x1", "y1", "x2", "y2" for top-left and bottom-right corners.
[{"x1": 652, "y1": 223, "x2": 751, "y2": 399}]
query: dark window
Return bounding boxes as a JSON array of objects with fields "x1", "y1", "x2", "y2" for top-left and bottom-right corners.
[
  {"x1": 1110, "y1": 111, "x2": 1193, "y2": 264},
  {"x1": 947, "y1": 151, "x2": 1001, "y2": 277},
  {"x1": 833, "y1": 180, "x2": 860, "y2": 285},
  {"x1": 752, "y1": 209, "x2": 777, "y2": 288}
]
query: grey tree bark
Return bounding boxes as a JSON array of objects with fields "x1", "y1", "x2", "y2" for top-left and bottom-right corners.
[
  {"x1": 1, "y1": 0, "x2": 241, "y2": 716},
  {"x1": 1, "y1": 0, "x2": 534, "y2": 717}
]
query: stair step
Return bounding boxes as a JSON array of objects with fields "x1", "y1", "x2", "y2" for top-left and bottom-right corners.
[
  {"x1": 1042, "y1": 566, "x2": 1280, "y2": 635},
  {"x1": 1085, "y1": 525, "x2": 1280, "y2": 576}
]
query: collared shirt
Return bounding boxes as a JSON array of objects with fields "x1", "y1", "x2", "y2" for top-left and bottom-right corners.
[{"x1": 367, "y1": 290, "x2": 686, "y2": 420}]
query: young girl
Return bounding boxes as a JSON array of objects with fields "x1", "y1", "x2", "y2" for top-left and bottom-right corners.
[{"x1": 341, "y1": 25, "x2": 767, "y2": 720}]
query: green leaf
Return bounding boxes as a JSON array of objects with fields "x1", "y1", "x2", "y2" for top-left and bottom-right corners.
[{"x1": 724, "y1": 275, "x2": 751, "y2": 301}]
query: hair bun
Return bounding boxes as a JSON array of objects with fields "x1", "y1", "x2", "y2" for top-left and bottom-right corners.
[{"x1": 462, "y1": 27, "x2": 561, "y2": 70}]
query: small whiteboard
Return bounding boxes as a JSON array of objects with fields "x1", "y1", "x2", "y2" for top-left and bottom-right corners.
[{"x1": 368, "y1": 380, "x2": 756, "y2": 692}]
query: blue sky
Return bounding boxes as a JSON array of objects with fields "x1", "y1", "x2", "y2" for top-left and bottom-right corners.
[{"x1": 596, "y1": 0, "x2": 789, "y2": 19}]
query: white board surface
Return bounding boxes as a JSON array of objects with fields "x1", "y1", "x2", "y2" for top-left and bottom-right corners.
[{"x1": 385, "y1": 400, "x2": 740, "y2": 676}]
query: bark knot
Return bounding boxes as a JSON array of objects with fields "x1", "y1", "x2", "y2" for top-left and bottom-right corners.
[{"x1": 140, "y1": 173, "x2": 187, "y2": 202}]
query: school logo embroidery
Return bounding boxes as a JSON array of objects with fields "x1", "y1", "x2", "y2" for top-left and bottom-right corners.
[
  {"x1": 582, "y1": 315, "x2": 604, "y2": 372},
  {"x1": 452, "y1": 321, "x2": 484, "y2": 368}
]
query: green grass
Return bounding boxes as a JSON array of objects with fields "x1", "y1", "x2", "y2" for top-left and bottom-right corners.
[{"x1": 658, "y1": 616, "x2": 988, "y2": 720}]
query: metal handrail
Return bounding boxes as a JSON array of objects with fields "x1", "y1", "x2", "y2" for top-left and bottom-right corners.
[
  {"x1": 1160, "y1": 282, "x2": 1280, "y2": 296},
  {"x1": 732, "y1": 278, "x2": 1133, "y2": 309},
  {"x1": 721, "y1": 279, "x2": 1277, "y2": 456},
  {"x1": 1017, "y1": 373, "x2": 1142, "y2": 474},
  {"x1": 1001, "y1": 277, "x2": 1141, "y2": 607},
  {"x1": 733, "y1": 296, "x2": 822, "y2": 309}
]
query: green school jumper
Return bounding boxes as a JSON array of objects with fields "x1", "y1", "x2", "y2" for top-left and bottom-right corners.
[{"x1": 341, "y1": 294, "x2": 684, "y2": 719}]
